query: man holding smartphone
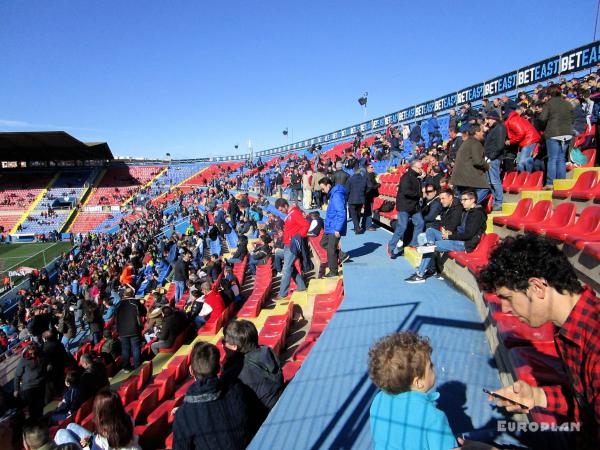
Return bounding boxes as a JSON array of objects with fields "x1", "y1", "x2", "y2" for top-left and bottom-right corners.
[{"x1": 479, "y1": 234, "x2": 599, "y2": 446}]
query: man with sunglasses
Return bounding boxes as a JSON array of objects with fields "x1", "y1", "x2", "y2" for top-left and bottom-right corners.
[{"x1": 405, "y1": 191, "x2": 486, "y2": 283}]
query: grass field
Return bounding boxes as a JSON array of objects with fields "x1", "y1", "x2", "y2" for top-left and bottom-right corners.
[{"x1": 0, "y1": 242, "x2": 73, "y2": 275}]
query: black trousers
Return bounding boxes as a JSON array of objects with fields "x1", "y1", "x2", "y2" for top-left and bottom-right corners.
[
  {"x1": 362, "y1": 198, "x2": 373, "y2": 228},
  {"x1": 349, "y1": 203, "x2": 363, "y2": 231},
  {"x1": 320, "y1": 233, "x2": 340, "y2": 275},
  {"x1": 22, "y1": 385, "x2": 45, "y2": 419}
]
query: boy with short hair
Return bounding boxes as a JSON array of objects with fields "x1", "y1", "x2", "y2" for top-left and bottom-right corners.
[{"x1": 368, "y1": 332, "x2": 456, "y2": 450}]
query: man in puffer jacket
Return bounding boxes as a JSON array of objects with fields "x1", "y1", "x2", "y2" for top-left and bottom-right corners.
[
  {"x1": 319, "y1": 177, "x2": 348, "y2": 277},
  {"x1": 222, "y1": 320, "x2": 284, "y2": 435},
  {"x1": 173, "y1": 342, "x2": 250, "y2": 450},
  {"x1": 504, "y1": 109, "x2": 541, "y2": 173}
]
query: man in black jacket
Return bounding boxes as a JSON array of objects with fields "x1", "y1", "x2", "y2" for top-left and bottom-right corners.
[
  {"x1": 150, "y1": 306, "x2": 186, "y2": 354},
  {"x1": 332, "y1": 161, "x2": 349, "y2": 187},
  {"x1": 289, "y1": 168, "x2": 302, "y2": 205},
  {"x1": 346, "y1": 167, "x2": 367, "y2": 234},
  {"x1": 115, "y1": 288, "x2": 146, "y2": 371},
  {"x1": 406, "y1": 191, "x2": 486, "y2": 283},
  {"x1": 173, "y1": 342, "x2": 250, "y2": 450},
  {"x1": 79, "y1": 353, "x2": 109, "y2": 400},
  {"x1": 171, "y1": 251, "x2": 191, "y2": 303},
  {"x1": 222, "y1": 320, "x2": 284, "y2": 434},
  {"x1": 447, "y1": 127, "x2": 463, "y2": 162},
  {"x1": 483, "y1": 111, "x2": 507, "y2": 211},
  {"x1": 362, "y1": 163, "x2": 380, "y2": 231},
  {"x1": 421, "y1": 184, "x2": 443, "y2": 230},
  {"x1": 387, "y1": 160, "x2": 425, "y2": 258},
  {"x1": 437, "y1": 188, "x2": 464, "y2": 233}
]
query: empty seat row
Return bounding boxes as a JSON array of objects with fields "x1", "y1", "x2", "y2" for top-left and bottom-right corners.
[
  {"x1": 502, "y1": 171, "x2": 544, "y2": 193},
  {"x1": 494, "y1": 199, "x2": 600, "y2": 250}
]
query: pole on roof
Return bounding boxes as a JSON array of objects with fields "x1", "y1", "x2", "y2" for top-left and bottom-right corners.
[{"x1": 595, "y1": 0, "x2": 600, "y2": 41}]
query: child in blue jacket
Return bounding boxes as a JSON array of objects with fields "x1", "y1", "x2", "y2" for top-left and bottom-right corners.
[{"x1": 368, "y1": 332, "x2": 456, "y2": 450}]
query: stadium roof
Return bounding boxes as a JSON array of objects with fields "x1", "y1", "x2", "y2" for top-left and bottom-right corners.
[{"x1": 0, "y1": 131, "x2": 113, "y2": 161}]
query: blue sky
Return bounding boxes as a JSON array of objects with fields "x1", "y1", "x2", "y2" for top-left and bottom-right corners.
[{"x1": 0, "y1": 0, "x2": 597, "y2": 159}]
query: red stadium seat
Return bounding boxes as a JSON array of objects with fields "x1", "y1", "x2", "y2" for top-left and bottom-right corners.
[
  {"x1": 166, "y1": 355, "x2": 190, "y2": 383},
  {"x1": 495, "y1": 316, "x2": 557, "y2": 356},
  {"x1": 508, "y1": 172, "x2": 530, "y2": 193},
  {"x1": 147, "y1": 370, "x2": 176, "y2": 402},
  {"x1": 505, "y1": 200, "x2": 553, "y2": 230},
  {"x1": 502, "y1": 171, "x2": 517, "y2": 191},
  {"x1": 72, "y1": 397, "x2": 94, "y2": 424},
  {"x1": 449, "y1": 233, "x2": 499, "y2": 268},
  {"x1": 522, "y1": 202, "x2": 577, "y2": 235},
  {"x1": 135, "y1": 409, "x2": 169, "y2": 450},
  {"x1": 493, "y1": 199, "x2": 533, "y2": 226},
  {"x1": 514, "y1": 171, "x2": 544, "y2": 192},
  {"x1": 126, "y1": 386, "x2": 159, "y2": 423},
  {"x1": 582, "y1": 241, "x2": 600, "y2": 260},
  {"x1": 544, "y1": 205, "x2": 600, "y2": 242},
  {"x1": 553, "y1": 170, "x2": 597, "y2": 199},
  {"x1": 282, "y1": 361, "x2": 302, "y2": 383},
  {"x1": 118, "y1": 377, "x2": 139, "y2": 406},
  {"x1": 136, "y1": 360, "x2": 153, "y2": 391},
  {"x1": 508, "y1": 347, "x2": 568, "y2": 387},
  {"x1": 174, "y1": 378, "x2": 195, "y2": 401},
  {"x1": 147, "y1": 397, "x2": 183, "y2": 425},
  {"x1": 292, "y1": 338, "x2": 317, "y2": 362}
]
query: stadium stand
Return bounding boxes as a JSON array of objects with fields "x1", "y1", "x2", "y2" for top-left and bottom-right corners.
[{"x1": 2, "y1": 43, "x2": 600, "y2": 449}]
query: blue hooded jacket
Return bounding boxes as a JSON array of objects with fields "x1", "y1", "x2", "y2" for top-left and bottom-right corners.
[{"x1": 324, "y1": 184, "x2": 347, "y2": 236}]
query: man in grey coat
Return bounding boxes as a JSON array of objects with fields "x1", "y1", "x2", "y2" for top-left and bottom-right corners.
[{"x1": 450, "y1": 123, "x2": 490, "y2": 204}]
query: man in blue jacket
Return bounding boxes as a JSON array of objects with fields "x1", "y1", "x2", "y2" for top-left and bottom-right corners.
[{"x1": 319, "y1": 177, "x2": 348, "y2": 277}]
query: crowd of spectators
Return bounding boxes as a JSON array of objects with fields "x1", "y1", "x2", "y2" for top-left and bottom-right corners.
[{"x1": 0, "y1": 71, "x2": 599, "y2": 449}]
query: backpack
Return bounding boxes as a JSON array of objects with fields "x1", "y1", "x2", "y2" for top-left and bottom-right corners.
[
  {"x1": 569, "y1": 147, "x2": 588, "y2": 166},
  {"x1": 380, "y1": 200, "x2": 395, "y2": 213}
]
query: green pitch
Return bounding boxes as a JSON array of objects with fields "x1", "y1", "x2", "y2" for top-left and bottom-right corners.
[{"x1": 0, "y1": 242, "x2": 72, "y2": 274}]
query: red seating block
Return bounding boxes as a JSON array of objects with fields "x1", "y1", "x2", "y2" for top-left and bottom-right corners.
[
  {"x1": 508, "y1": 347, "x2": 568, "y2": 387},
  {"x1": 553, "y1": 170, "x2": 598, "y2": 199},
  {"x1": 493, "y1": 199, "x2": 533, "y2": 226},
  {"x1": 137, "y1": 360, "x2": 153, "y2": 391},
  {"x1": 522, "y1": 202, "x2": 577, "y2": 235},
  {"x1": 174, "y1": 378, "x2": 194, "y2": 401},
  {"x1": 147, "y1": 371, "x2": 176, "y2": 402},
  {"x1": 502, "y1": 172, "x2": 517, "y2": 191},
  {"x1": 582, "y1": 241, "x2": 600, "y2": 260},
  {"x1": 449, "y1": 234, "x2": 499, "y2": 275},
  {"x1": 282, "y1": 361, "x2": 302, "y2": 383},
  {"x1": 126, "y1": 386, "x2": 159, "y2": 423},
  {"x1": 292, "y1": 338, "x2": 317, "y2": 362},
  {"x1": 496, "y1": 316, "x2": 556, "y2": 356},
  {"x1": 72, "y1": 397, "x2": 94, "y2": 424},
  {"x1": 147, "y1": 397, "x2": 183, "y2": 425},
  {"x1": 167, "y1": 355, "x2": 190, "y2": 383},
  {"x1": 158, "y1": 329, "x2": 187, "y2": 353},
  {"x1": 514, "y1": 171, "x2": 544, "y2": 192},
  {"x1": 507, "y1": 172, "x2": 530, "y2": 193},
  {"x1": 118, "y1": 377, "x2": 139, "y2": 406},
  {"x1": 165, "y1": 432, "x2": 174, "y2": 449},
  {"x1": 505, "y1": 200, "x2": 552, "y2": 230},
  {"x1": 80, "y1": 411, "x2": 95, "y2": 432},
  {"x1": 135, "y1": 409, "x2": 169, "y2": 450},
  {"x1": 544, "y1": 205, "x2": 600, "y2": 242}
]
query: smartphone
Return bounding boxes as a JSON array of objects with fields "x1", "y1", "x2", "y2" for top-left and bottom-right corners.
[{"x1": 483, "y1": 388, "x2": 529, "y2": 410}]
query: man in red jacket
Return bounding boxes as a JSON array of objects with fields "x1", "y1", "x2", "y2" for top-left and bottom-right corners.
[
  {"x1": 504, "y1": 110, "x2": 541, "y2": 173},
  {"x1": 275, "y1": 198, "x2": 310, "y2": 299}
]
